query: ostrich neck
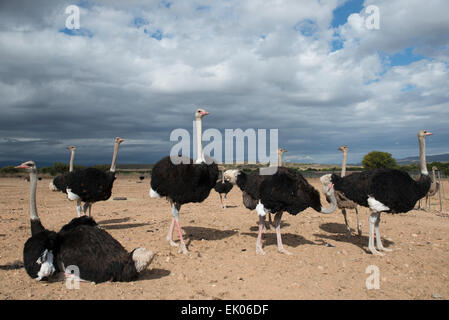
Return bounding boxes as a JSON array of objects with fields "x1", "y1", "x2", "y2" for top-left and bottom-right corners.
[
  {"x1": 69, "y1": 150, "x2": 75, "y2": 172},
  {"x1": 195, "y1": 118, "x2": 204, "y2": 164},
  {"x1": 110, "y1": 142, "x2": 121, "y2": 172},
  {"x1": 340, "y1": 151, "x2": 347, "y2": 177},
  {"x1": 278, "y1": 153, "x2": 283, "y2": 167},
  {"x1": 221, "y1": 170, "x2": 225, "y2": 183},
  {"x1": 419, "y1": 136, "x2": 428, "y2": 175},
  {"x1": 29, "y1": 169, "x2": 39, "y2": 221}
]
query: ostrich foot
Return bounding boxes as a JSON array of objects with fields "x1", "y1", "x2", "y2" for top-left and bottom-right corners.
[
  {"x1": 166, "y1": 236, "x2": 180, "y2": 247},
  {"x1": 377, "y1": 245, "x2": 392, "y2": 252},
  {"x1": 256, "y1": 244, "x2": 266, "y2": 255},
  {"x1": 357, "y1": 226, "x2": 362, "y2": 237},
  {"x1": 278, "y1": 247, "x2": 292, "y2": 255},
  {"x1": 344, "y1": 230, "x2": 352, "y2": 238},
  {"x1": 368, "y1": 245, "x2": 384, "y2": 256},
  {"x1": 178, "y1": 243, "x2": 190, "y2": 255}
]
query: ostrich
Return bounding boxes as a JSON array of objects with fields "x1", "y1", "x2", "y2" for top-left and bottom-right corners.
[
  {"x1": 150, "y1": 109, "x2": 219, "y2": 255},
  {"x1": 213, "y1": 167, "x2": 233, "y2": 209},
  {"x1": 224, "y1": 168, "x2": 337, "y2": 255},
  {"x1": 417, "y1": 166, "x2": 440, "y2": 210},
  {"x1": 49, "y1": 145, "x2": 76, "y2": 192},
  {"x1": 64, "y1": 137, "x2": 124, "y2": 217},
  {"x1": 240, "y1": 148, "x2": 288, "y2": 229},
  {"x1": 330, "y1": 145, "x2": 362, "y2": 237},
  {"x1": 323, "y1": 130, "x2": 433, "y2": 256},
  {"x1": 16, "y1": 160, "x2": 154, "y2": 283}
]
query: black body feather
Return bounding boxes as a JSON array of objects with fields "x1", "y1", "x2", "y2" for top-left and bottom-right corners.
[
  {"x1": 24, "y1": 216, "x2": 142, "y2": 283},
  {"x1": 259, "y1": 167, "x2": 322, "y2": 214},
  {"x1": 235, "y1": 167, "x2": 322, "y2": 214},
  {"x1": 331, "y1": 169, "x2": 432, "y2": 213},
  {"x1": 52, "y1": 173, "x2": 70, "y2": 193},
  {"x1": 150, "y1": 156, "x2": 218, "y2": 205},
  {"x1": 214, "y1": 180, "x2": 233, "y2": 195},
  {"x1": 65, "y1": 168, "x2": 116, "y2": 202},
  {"x1": 57, "y1": 216, "x2": 140, "y2": 283},
  {"x1": 23, "y1": 229, "x2": 59, "y2": 279}
]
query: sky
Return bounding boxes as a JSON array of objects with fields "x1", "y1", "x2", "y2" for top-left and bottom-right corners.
[{"x1": 0, "y1": 0, "x2": 448, "y2": 167}]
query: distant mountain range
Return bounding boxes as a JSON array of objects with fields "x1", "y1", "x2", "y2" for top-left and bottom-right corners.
[{"x1": 396, "y1": 153, "x2": 449, "y2": 165}]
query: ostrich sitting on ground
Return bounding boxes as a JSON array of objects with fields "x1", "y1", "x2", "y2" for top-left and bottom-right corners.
[
  {"x1": 150, "y1": 109, "x2": 218, "y2": 255},
  {"x1": 225, "y1": 168, "x2": 337, "y2": 255},
  {"x1": 49, "y1": 146, "x2": 76, "y2": 192},
  {"x1": 64, "y1": 137, "x2": 124, "y2": 217},
  {"x1": 17, "y1": 160, "x2": 154, "y2": 283},
  {"x1": 214, "y1": 167, "x2": 233, "y2": 209},
  {"x1": 417, "y1": 166, "x2": 440, "y2": 211},
  {"x1": 328, "y1": 145, "x2": 362, "y2": 237},
  {"x1": 322, "y1": 130, "x2": 433, "y2": 256}
]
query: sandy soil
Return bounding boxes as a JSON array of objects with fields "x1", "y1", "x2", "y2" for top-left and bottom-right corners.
[{"x1": 0, "y1": 176, "x2": 448, "y2": 300}]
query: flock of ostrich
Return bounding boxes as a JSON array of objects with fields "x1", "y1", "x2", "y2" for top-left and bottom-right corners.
[{"x1": 14, "y1": 108, "x2": 439, "y2": 285}]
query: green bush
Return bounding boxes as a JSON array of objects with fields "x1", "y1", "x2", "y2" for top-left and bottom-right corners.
[{"x1": 362, "y1": 151, "x2": 397, "y2": 169}]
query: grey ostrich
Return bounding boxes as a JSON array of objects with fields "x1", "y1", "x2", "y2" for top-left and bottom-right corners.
[
  {"x1": 332, "y1": 145, "x2": 362, "y2": 237},
  {"x1": 418, "y1": 166, "x2": 440, "y2": 210},
  {"x1": 323, "y1": 130, "x2": 433, "y2": 256}
]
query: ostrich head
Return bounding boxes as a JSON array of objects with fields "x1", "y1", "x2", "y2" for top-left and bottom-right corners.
[
  {"x1": 67, "y1": 145, "x2": 76, "y2": 151},
  {"x1": 320, "y1": 174, "x2": 334, "y2": 196},
  {"x1": 418, "y1": 129, "x2": 433, "y2": 138},
  {"x1": 132, "y1": 247, "x2": 155, "y2": 273},
  {"x1": 115, "y1": 137, "x2": 125, "y2": 144},
  {"x1": 195, "y1": 108, "x2": 209, "y2": 119},
  {"x1": 223, "y1": 169, "x2": 240, "y2": 184},
  {"x1": 337, "y1": 145, "x2": 348, "y2": 153},
  {"x1": 278, "y1": 148, "x2": 287, "y2": 155},
  {"x1": 15, "y1": 161, "x2": 37, "y2": 172}
]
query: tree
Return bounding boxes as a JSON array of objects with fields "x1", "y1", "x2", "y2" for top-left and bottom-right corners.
[{"x1": 362, "y1": 151, "x2": 397, "y2": 169}]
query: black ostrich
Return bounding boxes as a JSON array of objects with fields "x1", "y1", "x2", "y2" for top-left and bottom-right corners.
[
  {"x1": 64, "y1": 137, "x2": 124, "y2": 217},
  {"x1": 150, "y1": 109, "x2": 219, "y2": 255},
  {"x1": 213, "y1": 167, "x2": 233, "y2": 209},
  {"x1": 322, "y1": 130, "x2": 433, "y2": 256},
  {"x1": 49, "y1": 146, "x2": 76, "y2": 192},
  {"x1": 224, "y1": 167, "x2": 337, "y2": 255},
  {"x1": 17, "y1": 160, "x2": 154, "y2": 283}
]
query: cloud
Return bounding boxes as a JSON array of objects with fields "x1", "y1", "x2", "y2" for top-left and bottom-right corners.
[{"x1": 0, "y1": 0, "x2": 448, "y2": 166}]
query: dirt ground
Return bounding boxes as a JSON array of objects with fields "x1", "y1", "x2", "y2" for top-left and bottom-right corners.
[{"x1": 0, "y1": 175, "x2": 448, "y2": 300}]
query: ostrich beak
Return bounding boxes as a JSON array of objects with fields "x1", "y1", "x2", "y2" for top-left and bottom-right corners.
[
  {"x1": 200, "y1": 111, "x2": 209, "y2": 116},
  {"x1": 425, "y1": 132, "x2": 433, "y2": 136},
  {"x1": 15, "y1": 164, "x2": 28, "y2": 169}
]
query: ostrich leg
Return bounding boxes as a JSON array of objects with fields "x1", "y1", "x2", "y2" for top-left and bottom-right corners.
[
  {"x1": 355, "y1": 207, "x2": 362, "y2": 237},
  {"x1": 375, "y1": 213, "x2": 392, "y2": 252},
  {"x1": 167, "y1": 200, "x2": 189, "y2": 255},
  {"x1": 274, "y1": 211, "x2": 292, "y2": 255},
  {"x1": 256, "y1": 215, "x2": 266, "y2": 255},
  {"x1": 218, "y1": 194, "x2": 224, "y2": 209},
  {"x1": 76, "y1": 200, "x2": 83, "y2": 217},
  {"x1": 368, "y1": 212, "x2": 383, "y2": 256},
  {"x1": 341, "y1": 208, "x2": 351, "y2": 237},
  {"x1": 223, "y1": 194, "x2": 227, "y2": 209}
]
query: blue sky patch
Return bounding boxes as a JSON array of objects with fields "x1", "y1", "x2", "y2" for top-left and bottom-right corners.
[
  {"x1": 331, "y1": 0, "x2": 364, "y2": 28},
  {"x1": 59, "y1": 27, "x2": 93, "y2": 38},
  {"x1": 134, "y1": 17, "x2": 149, "y2": 28}
]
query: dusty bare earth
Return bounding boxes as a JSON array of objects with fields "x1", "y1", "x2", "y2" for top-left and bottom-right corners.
[{"x1": 0, "y1": 176, "x2": 448, "y2": 300}]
